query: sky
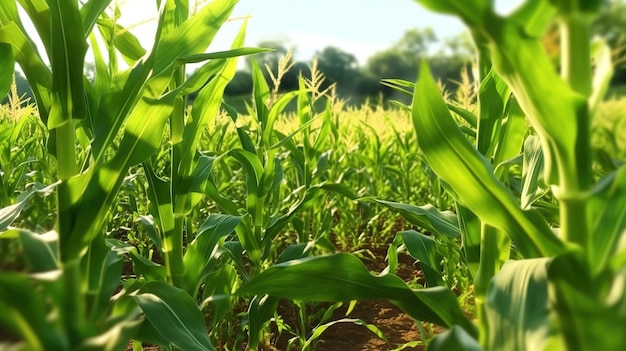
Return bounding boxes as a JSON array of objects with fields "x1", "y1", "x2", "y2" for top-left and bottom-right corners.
[{"x1": 114, "y1": 0, "x2": 524, "y2": 66}]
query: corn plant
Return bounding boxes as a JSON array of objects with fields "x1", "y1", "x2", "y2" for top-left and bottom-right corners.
[
  {"x1": 0, "y1": 1, "x2": 261, "y2": 349},
  {"x1": 236, "y1": 1, "x2": 626, "y2": 351}
]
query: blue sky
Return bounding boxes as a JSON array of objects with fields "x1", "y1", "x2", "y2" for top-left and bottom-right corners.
[{"x1": 118, "y1": 0, "x2": 517, "y2": 65}]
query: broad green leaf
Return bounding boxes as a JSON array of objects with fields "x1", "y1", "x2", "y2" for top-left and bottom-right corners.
[
  {"x1": 47, "y1": 0, "x2": 88, "y2": 128},
  {"x1": 201, "y1": 266, "x2": 238, "y2": 329},
  {"x1": 493, "y1": 98, "x2": 526, "y2": 178},
  {"x1": 263, "y1": 90, "x2": 300, "y2": 148},
  {"x1": 152, "y1": 0, "x2": 237, "y2": 74},
  {"x1": 0, "y1": 273, "x2": 68, "y2": 350},
  {"x1": 178, "y1": 19, "x2": 245, "y2": 181},
  {"x1": 95, "y1": 17, "x2": 147, "y2": 64},
  {"x1": 178, "y1": 47, "x2": 269, "y2": 64},
  {"x1": 547, "y1": 253, "x2": 624, "y2": 350},
  {"x1": 136, "y1": 215, "x2": 163, "y2": 253},
  {"x1": 251, "y1": 59, "x2": 270, "y2": 127},
  {"x1": 371, "y1": 199, "x2": 459, "y2": 238},
  {"x1": 456, "y1": 204, "x2": 481, "y2": 279},
  {"x1": 60, "y1": 93, "x2": 176, "y2": 261},
  {"x1": 83, "y1": 235, "x2": 124, "y2": 322},
  {"x1": 521, "y1": 136, "x2": 549, "y2": 210},
  {"x1": 0, "y1": 182, "x2": 56, "y2": 231},
  {"x1": 182, "y1": 214, "x2": 242, "y2": 297},
  {"x1": 476, "y1": 68, "x2": 510, "y2": 157},
  {"x1": 509, "y1": 0, "x2": 557, "y2": 37},
  {"x1": 19, "y1": 230, "x2": 59, "y2": 272},
  {"x1": 245, "y1": 295, "x2": 280, "y2": 350},
  {"x1": 411, "y1": 60, "x2": 564, "y2": 258},
  {"x1": 237, "y1": 253, "x2": 477, "y2": 334},
  {"x1": 485, "y1": 258, "x2": 553, "y2": 351},
  {"x1": 80, "y1": 0, "x2": 112, "y2": 35},
  {"x1": 0, "y1": 42, "x2": 13, "y2": 98},
  {"x1": 588, "y1": 165, "x2": 626, "y2": 273},
  {"x1": 399, "y1": 230, "x2": 445, "y2": 287},
  {"x1": 133, "y1": 281, "x2": 216, "y2": 351},
  {"x1": 427, "y1": 326, "x2": 484, "y2": 351},
  {"x1": 129, "y1": 248, "x2": 168, "y2": 282}
]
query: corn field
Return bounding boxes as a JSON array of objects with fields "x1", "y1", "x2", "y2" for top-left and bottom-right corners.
[{"x1": 1, "y1": 0, "x2": 626, "y2": 350}]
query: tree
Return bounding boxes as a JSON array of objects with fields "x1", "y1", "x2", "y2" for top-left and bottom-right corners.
[
  {"x1": 366, "y1": 28, "x2": 437, "y2": 83},
  {"x1": 315, "y1": 46, "x2": 358, "y2": 90}
]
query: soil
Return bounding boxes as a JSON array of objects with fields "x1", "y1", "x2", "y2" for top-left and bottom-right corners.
[
  {"x1": 124, "y1": 244, "x2": 444, "y2": 351},
  {"x1": 309, "y1": 247, "x2": 433, "y2": 351}
]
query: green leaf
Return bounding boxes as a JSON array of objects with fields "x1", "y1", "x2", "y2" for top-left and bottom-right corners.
[
  {"x1": 80, "y1": 0, "x2": 112, "y2": 35},
  {"x1": 521, "y1": 136, "x2": 549, "y2": 210},
  {"x1": 456, "y1": 204, "x2": 481, "y2": 279},
  {"x1": 493, "y1": 98, "x2": 526, "y2": 178},
  {"x1": 0, "y1": 182, "x2": 57, "y2": 231},
  {"x1": 547, "y1": 253, "x2": 624, "y2": 350},
  {"x1": 47, "y1": 0, "x2": 88, "y2": 128},
  {"x1": 485, "y1": 258, "x2": 554, "y2": 351},
  {"x1": 133, "y1": 281, "x2": 216, "y2": 351},
  {"x1": 588, "y1": 166, "x2": 626, "y2": 273},
  {"x1": 19, "y1": 230, "x2": 60, "y2": 272},
  {"x1": 371, "y1": 199, "x2": 459, "y2": 238},
  {"x1": 237, "y1": 253, "x2": 477, "y2": 334},
  {"x1": 182, "y1": 214, "x2": 242, "y2": 297},
  {"x1": 399, "y1": 230, "x2": 445, "y2": 287},
  {"x1": 411, "y1": 60, "x2": 564, "y2": 258},
  {"x1": 0, "y1": 42, "x2": 13, "y2": 98},
  {"x1": 0, "y1": 273, "x2": 68, "y2": 350},
  {"x1": 476, "y1": 68, "x2": 510, "y2": 157},
  {"x1": 95, "y1": 17, "x2": 146, "y2": 64},
  {"x1": 153, "y1": 0, "x2": 237, "y2": 74},
  {"x1": 427, "y1": 326, "x2": 484, "y2": 351}
]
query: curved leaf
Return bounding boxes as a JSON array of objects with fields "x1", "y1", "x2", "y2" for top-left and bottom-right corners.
[
  {"x1": 133, "y1": 281, "x2": 215, "y2": 351},
  {"x1": 237, "y1": 253, "x2": 477, "y2": 335},
  {"x1": 485, "y1": 258, "x2": 553, "y2": 351},
  {"x1": 411, "y1": 61, "x2": 564, "y2": 258}
]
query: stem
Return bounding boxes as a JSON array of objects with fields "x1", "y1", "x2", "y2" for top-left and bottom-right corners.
[
  {"x1": 62, "y1": 259, "x2": 84, "y2": 345},
  {"x1": 169, "y1": 216, "x2": 185, "y2": 287},
  {"x1": 473, "y1": 224, "x2": 500, "y2": 347},
  {"x1": 56, "y1": 121, "x2": 78, "y2": 180},
  {"x1": 558, "y1": 14, "x2": 592, "y2": 247}
]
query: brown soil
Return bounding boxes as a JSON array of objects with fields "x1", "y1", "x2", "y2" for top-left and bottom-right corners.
[{"x1": 124, "y1": 244, "x2": 441, "y2": 351}]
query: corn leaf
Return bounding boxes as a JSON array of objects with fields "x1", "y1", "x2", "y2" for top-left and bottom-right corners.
[
  {"x1": 0, "y1": 42, "x2": 13, "y2": 98},
  {"x1": 411, "y1": 60, "x2": 564, "y2": 258},
  {"x1": 476, "y1": 68, "x2": 510, "y2": 157},
  {"x1": 397, "y1": 230, "x2": 445, "y2": 287},
  {"x1": 427, "y1": 326, "x2": 484, "y2": 351},
  {"x1": 371, "y1": 199, "x2": 459, "y2": 238},
  {"x1": 47, "y1": 0, "x2": 88, "y2": 128},
  {"x1": 182, "y1": 214, "x2": 242, "y2": 297},
  {"x1": 80, "y1": 0, "x2": 112, "y2": 35},
  {"x1": 588, "y1": 166, "x2": 626, "y2": 273},
  {"x1": 133, "y1": 281, "x2": 216, "y2": 351},
  {"x1": 485, "y1": 258, "x2": 553, "y2": 351},
  {"x1": 0, "y1": 273, "x2": 68, "y2": 350},
  {"x1": 237, "y1": 252, "x2": 477, "y2": 335}
]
